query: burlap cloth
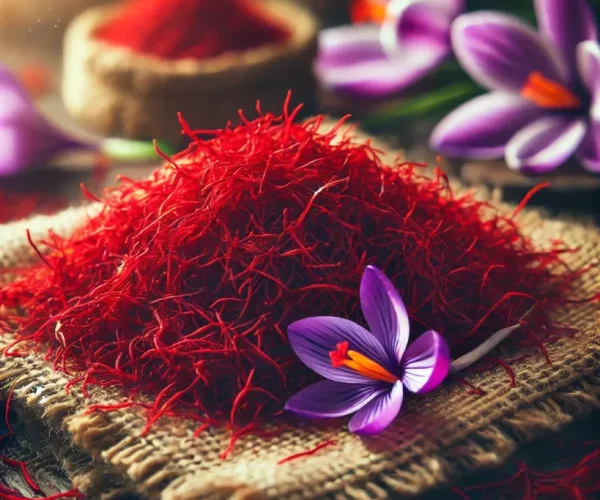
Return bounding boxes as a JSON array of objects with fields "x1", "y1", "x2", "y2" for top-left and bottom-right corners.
[{"x1": 0, "y1": 150, "x2": 599, "y2": 499}]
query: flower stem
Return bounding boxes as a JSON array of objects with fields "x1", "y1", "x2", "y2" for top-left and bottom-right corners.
[{"x1": 449, "y1": 306, "x2": 536, "y2": 374}]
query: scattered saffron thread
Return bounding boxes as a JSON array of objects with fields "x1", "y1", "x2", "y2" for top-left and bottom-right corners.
[
  {"x1": 0, "y1": 457, "x2": 41, "y2": 492},
  {"x1": 1, "y1": 396, "x2": 84, "y2": 499},
  {"x1": 511, "y1": 182, "x2": 551, "y2": 219},
  {"x1": 277, "y1": 439, "x2": 337, "y2": 465},
  {"x1": 453, "y1": 445, "x2": 600, "y2": 499}
]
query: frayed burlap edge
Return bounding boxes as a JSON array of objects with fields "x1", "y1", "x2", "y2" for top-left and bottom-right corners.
[{"x1": 1, "y1": 151, "x2": 600, "y2": 499}]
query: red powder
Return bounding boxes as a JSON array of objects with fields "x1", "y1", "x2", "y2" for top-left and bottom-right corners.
[
  {"x1": 95, "y1": 0, "x2": 290, "y2": 61},
  {"x1": 0, "y1": 99, "x2": 584, "y2": 441}
]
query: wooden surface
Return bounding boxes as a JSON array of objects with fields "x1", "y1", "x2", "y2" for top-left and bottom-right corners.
[{"x1": 461, "y1": 160, "x2": 600, "y2": 216}]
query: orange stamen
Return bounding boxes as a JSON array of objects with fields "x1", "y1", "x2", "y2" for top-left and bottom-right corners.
[
  {"x1": 351, "y1": 0, "x2": 387, "y2": 24},
  {"x1": 521, "y1": 72, "x2": 581, "y2": 109},
  {"x1": 329, "y1": 342, "x2": 398, "y2": 383}
]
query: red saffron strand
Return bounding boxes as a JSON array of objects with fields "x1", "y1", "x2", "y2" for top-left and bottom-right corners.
[
  {"x1": 455, "y1": 446, "x2": 600, "y2": 499},
  {"x1": 277, "y1": 439, "x2": 337, "y2": 465},
  {"x1": 4, "y1": 379, "x2": 20, "y2": 436},
  {"x1": 0, "y1": 100, "x2": 592, "y2": 456},
  {"x1": 26, "y1": 229, "x2": 52, "y2": 270},
  {"x1": 1, "y1": 387, "x2": 83, "y2": 499},
  {"x1": 511, "y1": 181, "x2": 551, "y2": 219},
  {"x1": 0, "y1": 457, "x2": 42, "y2": 492},
  {"x1": 95, "y1": 0, "x2": 290, "y2": 61}
]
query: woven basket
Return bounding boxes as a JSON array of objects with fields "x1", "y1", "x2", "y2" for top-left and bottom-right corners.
[{"x1": 61, "y1": 1, "x2": 318, "y2": 144}]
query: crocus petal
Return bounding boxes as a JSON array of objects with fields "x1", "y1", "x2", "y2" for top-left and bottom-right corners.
[
  {"x1": 0, "y1": 126, "x2": 34, "y2": 176},
  {"x1": 0, "y1": 65, "x2": 95, "y2": 176},
  {"x1": 284, "y1": 380, "x2": 384, "y2": 418},
  {"x1": 401, "y1": 330, "x2": 450, "y2": 394},
  {"x1": 506, "y1": 116, "x2": 587, "y2": 174},
  {"x1": 287, "y1": 316, "x2": 393, "y2": 384},
  {"x1": 318, "y1": 25, "x2": 385, "y2": 67},
  {"x1": 576, "y1": 124, "x2": 600, "y2": 173},
  {"x1": 577, "y1": 41, "x2": 600, "y2": 104},
  {"x1": 452, "y1": 12, "x2": 568, "y2": 92},
  {"x1": 420, "y1": 0, "x2": 464, "y2": 19},
  {"x1": 535, "y1": 0, "x2": 597, "y2": 83},
  {"x1": 0, "y1": 69, "x2": 38, "y2": 123},
  {"x1": 0, "y1": 124, "x2": 85, "y2": 177},
  {"x1": 381, "y1": 0, "x2": 456, "y2": 58},
  {"x1": 348, "y1": 381, "x2": 403, "y2": 435},
  {"x1": 360, "y1": 265, "x2": 410, "y2": 363},
  {"x1": 315, "y1": 46, "x2": 449, "y2": 98},
  {"x1": 429, "y1": 92, "x2": 544, "y2": 159}
]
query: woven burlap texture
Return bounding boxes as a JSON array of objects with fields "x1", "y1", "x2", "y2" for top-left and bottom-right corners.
[{"x1": 0, "y1": 192, "x2": 600, "y2": 499}]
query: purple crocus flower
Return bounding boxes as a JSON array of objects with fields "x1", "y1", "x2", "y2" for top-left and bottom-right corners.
[
  {"x1": 430, "y1": 0, "x2": 600, "y2": 174},
  {"x1": 315, "y1": 0, "x2": 465, "y2": 98},
  {"x1": 285, "y1": 265, "x2": 451, "y2": 435},
  {"x1": 0, "y1": 64, "x2": 95, "y2": 177}
]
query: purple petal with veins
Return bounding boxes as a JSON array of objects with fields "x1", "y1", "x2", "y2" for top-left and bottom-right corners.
[
  {"x1": 451, "y1": 11, "x2": 568, "y2": 92},
  {"x1": 348, "y1": 381, "x2": 404, "y2": 435},
  {"x1": 284, "y1": 380, "x2": 385, "y2": 419},
  {"x1": 360, "y1": 265, "x2": 410, "y2": 362},
  {"x1": 402, "y1": 330, "x2": 450, "y2": 394},
  {"x1": 429, "y1": 92, "x2": 543, "y2": 159}
]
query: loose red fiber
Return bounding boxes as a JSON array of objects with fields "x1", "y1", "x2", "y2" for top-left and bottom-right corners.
[
  {"x1": 455, "y1": 446, "x2": 600, "y2": 499},
  {"x1": 0, "y1": 457, "x2": 41, "y2": 492},
  {"x1": 277, "y1": 439, "x2": 337, "y2": 465},
  {"x1": 0, "y1": 100, "x2": 589, "y2": 454}
]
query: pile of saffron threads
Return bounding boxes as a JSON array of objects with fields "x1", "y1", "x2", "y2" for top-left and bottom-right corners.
[
  {"x1": 95, "y1": 0, "x2": 290, "y2": 61},
  {"x1": 0, "y1": 100, "x2": 584, "y2": 446}
]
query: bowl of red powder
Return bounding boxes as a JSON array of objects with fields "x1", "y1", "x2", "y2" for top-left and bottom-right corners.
[{"x1": 61, "y1": 0, "x2": 318, "y2": 144}]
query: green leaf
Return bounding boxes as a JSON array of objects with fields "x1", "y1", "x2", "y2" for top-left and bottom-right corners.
[
  {"x1": 363, "y1": 81, "x2": 481, "y2": 127},
  {"x1": 102, "y1": 138, "x2": 176, "y2": 162}
]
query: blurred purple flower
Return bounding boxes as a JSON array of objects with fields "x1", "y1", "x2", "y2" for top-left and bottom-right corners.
[
  {"x1": 430, "y1": 0, "x2": 600, "y2": 174},
  {"x1": 0, "y1": 64, "x2": 94, "y2": 177},
  {"x1": 285, "y1": 265, "x2": 450, "y2": 436},
  {"x1": 315, "y1": 0, "x2": 465, "y2": 98}
]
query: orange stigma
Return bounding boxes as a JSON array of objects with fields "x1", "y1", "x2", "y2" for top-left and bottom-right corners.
[
  {"x1": 329, "y1": 341, "x2": 398, "y2": 383},
  {"x1": 521, "y1": 72, "x2": 581, "y2": 109},
  {"x1": 351, "y1": 0, "x2": 387, "y2": 24}
]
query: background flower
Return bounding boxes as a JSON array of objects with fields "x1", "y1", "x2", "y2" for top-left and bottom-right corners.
[
  {"x1": 430, "y1": 0, "x2": 600, "y2": 174},
  {"x1": 0, "y1": 64, "x2": 95, "y2": 177},
  {"x1": 315, "y1": 0, "x2": 464, "y2": 98}
]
